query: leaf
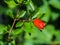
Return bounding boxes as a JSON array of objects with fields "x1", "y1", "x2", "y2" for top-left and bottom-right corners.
[
  {"x1": 24, "y1": 22, "x2": 33, "y2": 33},
  {"x1": 6, "y1": 9, "x2": 14, "y2": 18},
  {"x1": 0, "y1": 41, "x2": 4, "y2": 45},
  {"x1": 17, "y1": 0, "x2": 23, "y2": 3},
  {"x1": 49, "y1": 0, "x2": 60, "y2": 9},
  {"x1": 16, "y1": 21, "x2": 23, "y2": 27},
  {"x1": 32, "y1": 8, "x2": 42, "y2": 19},
  {"x1": 4, "y1": 0, "x2": 18, "y2": 8},
  {"x1": 55, "y1": 30, "x2": 60, "y2": 44},
  {"x1": 30, "y1": 24, "x2": 55, "y2": 43},
  {"x1": 0, "y1": 24, "x2": 7, "y2": 34},
  {"x1": 17, "y1": 10, "x2": 26, "y2": 18},
  {"x1": 51, "y1": 12, "x2": 59, "y2": 21},
  {"x1": 40, "y1": 3, "x2": 51, "y2": 22},
  {"x1": 44, "y1": 25, "x2": 55, "y2": 36},
  {"x1": 11, "y1": 39, "x2": 15, "y2": 45},
  {"x1": 32, "y1": 2, "x2": 51, "y2": 22},
  {"x1": 25, "y1": 0, "x2": 35, "y2": 11},
  {"x1": 8, "y1": 43, "x2": 11, "y2": 45},
  {"x1": 0, "y1": 6, "x2": 7, "y2": 15},
  {"x1": 0, "y1": 35, "x2": 3, "y2": 39},
  {"x1": 24, "y1": 33, "x2": 34, "y2": 45},
  {"x1": 12, "y1": 28, "x2": 23, "y2": 35},
  {"x1": 31, "y1": 28, "x2": 52, "y2": 44}
]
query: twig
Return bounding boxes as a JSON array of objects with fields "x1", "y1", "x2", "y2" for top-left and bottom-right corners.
[
  {"x1": 19, "y1": 19, "x2": 33, "y2": 22},
  {"x1": 8, "y1": 18, "x2": 17, "y2": 41},
  {"x1": 8, "y1": 18, "x2": 33, "y2": 41}
]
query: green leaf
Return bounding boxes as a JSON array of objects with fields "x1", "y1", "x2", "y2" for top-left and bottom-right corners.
[
  {"x1": 25, "y1": 0, "x2": 35, "y2": 11},
  {"x1": 16, "y1": 21, "x2": 23, "y2": 27},
  {"x1": 6, "y1": 9, "x2": 14, "y2": 18},
  {"x1": 4, "y1": 0, "x2": 18, "y2": 8},
  {"x1": 17, "y1": 10, "x2": 26, "y2": 18},
  {"x1": 44, "y1": 25, "x2": 55, "y2": 35},
  {"x1": 11, "y1": 39, "x2": 15, "y2": 45},
  {"x1": 8, "y1": 43, "x2": 11, "y2": 45},
  {"x1": 49, "y1": 0, "x2": 60, "y2": 9},
  {"x1": 24, "y1": 33, "x2": 34, "y2": 45},
  {"x1": 55, "y1": 30, "x2": 60, "y2": 44},
  {"x1": 31, "y1": 27, "x2": 52, "y2": 44},
  {"x1": 0, "y1": 24, "x2": 7, "y2": 31},
  {"x1": 32, "y1": 8, "x2": 43, "y2": 19},
  {"x1": 51, "y1": 12, "x2": 59, "y2": 21},
  {"x1": 0, "y1": 35, "x2": 3, "y2": 39},
  {"x1": 17, "y1": 0, "x2": 23, "y2": 3},
  {"x1": 0, "y1": 24, "x2": 7, "y2": 34},
  {"x1": 30, "y1": 24, "x2": 54, "y2": 43},
  {"x1": 40, "y1": 3, "x2": 51, "y2": 22},
  {"x1": 32, "y1": 3, "x2": 51, "y2": 22},
  {"x1": 12, "y1": 28, "x2": 23, "y2": 35},
  {"x1": 24, "y1": 22, "x2": 51, "y2": 43},
  {"x1": 24, "y1": 22, "x2": 33, "y2": 33},
  {"x1": 0, "y1": 41, "x2": 4, "y2": 45},
  {"x1": 0, "y1": 6, "x2": 7, "y2": 15}
]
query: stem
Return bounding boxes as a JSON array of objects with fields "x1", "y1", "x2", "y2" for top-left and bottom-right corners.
[
  {"x1": 8, "y1": 18, "x2": 17, "y2": 41},
  {"x1": 19, "y1": 19, "x2": 33, "y2": 22},
  {"x1": 8, "y1": 18, "x2": 33, "y2": 41}
]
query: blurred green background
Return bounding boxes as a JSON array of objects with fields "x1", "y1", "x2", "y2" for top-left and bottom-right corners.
[{"x1": 0, "y1": 0, "x2": 60, "y2": 45}]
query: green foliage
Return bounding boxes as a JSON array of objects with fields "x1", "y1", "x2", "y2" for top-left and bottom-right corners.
[
  {"x1": 6, "y1": 9, "x2": 14, "y2": 18},
  {"x1": 16, "y1": 21, "x2": 23, "y2": 27},
  {"x1": 12, "y1": 28, "x2": 23, "y2": 36},
  {"x1": 17, "y1": 0, "x2": 23, "y2": 3},
  {"x1": 50, "y1": 0, "x2": 60, "y2": 9},
  {"x1": 0, "y1": 24, "x2": 7, "y2": 34},
  {"x1": 16, "y1": 10, "x2": 26, "y2": 18},
  {"x1": 25, "y1": 0, "x2": 35, "y2": 11},
  {"x1": 4, "y1": 0, "x2": 18, "y2": 9},
  {"x1": 51, "y1": 12, "x2": 59, "y2": 21},
  {"x1": 0, "y1": 0, "x2": 60, "y2": 45}
]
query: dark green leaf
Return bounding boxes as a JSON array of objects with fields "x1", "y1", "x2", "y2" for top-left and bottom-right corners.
[
  {"x1": 25, "y1": 0, "x2": 35, "y2": 11},
  {"x1": 24, "y1": 22, "x2": 33, "y2": 33},
  {"x1": 55, "y1": 30, "x2": 60, "y2": 44},
  {"x1": 0, "y1": 41, "x2": 4, "y2": 45},
  {"x1": 17, "y1": 10, "x2": 26, "y2": 18},
  {"x1": 51, "y1": 12, "x2": 59, "y2": 21},
  {"x1": 12, "y1": 28, "x2": 23, "y2": 35},
  {"x1": 6, "y1": 9, "x2": 14, "y2": 18},
  {"x1": 16, "y1": 21, "x2": 23, "y2": 27},
  {"x1": 4, "y1": 0, "x2": 18, "y2": 8},
  {"x1": 0, "y1": 24, "x2": 7, "y2": 34},
  {"x1": 40, "y1": 3, "x2": 51, "y2": 22},
  {"x1": 49, "y1": 0, "x2": 60, "y2": 9},
  {"x1": 17, "y1": 0, "x2": 23, "y2": 3}
]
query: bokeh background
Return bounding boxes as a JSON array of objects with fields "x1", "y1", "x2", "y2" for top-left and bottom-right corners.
[{"x1": 0, "y1": 0, "x2": 60, "y2": 45}]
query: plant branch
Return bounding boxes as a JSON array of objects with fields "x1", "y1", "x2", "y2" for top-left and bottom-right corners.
[
  {"x1": 16, "y1": 19, "x2": 33, "y2": 22},
  {"x1": 8, "y1": 18, "x2": 33, "y2": 41},
  {"x1": 8, "y1": 18, "x2": 17, "y2": 41}
]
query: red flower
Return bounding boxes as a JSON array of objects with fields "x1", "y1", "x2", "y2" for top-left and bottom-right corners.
[{"x1": 33, "y1": 18, "x2": 45, "y2": 30}]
